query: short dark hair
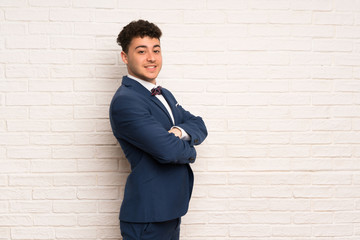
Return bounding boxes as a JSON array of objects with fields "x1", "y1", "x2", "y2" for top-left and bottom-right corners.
[{"x1": 117, "y1": 19, "x2": 162, "y2": 54}]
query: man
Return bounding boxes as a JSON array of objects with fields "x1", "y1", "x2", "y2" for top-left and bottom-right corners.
[{"x1": 109, "y1": 20, "x2": 207, "y2": 240}]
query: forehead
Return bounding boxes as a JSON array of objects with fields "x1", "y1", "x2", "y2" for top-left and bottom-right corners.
[{"x1": 129, "y1": 36, "x2": 160, "y2": 48}]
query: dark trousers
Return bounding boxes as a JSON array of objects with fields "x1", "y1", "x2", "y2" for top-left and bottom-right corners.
[{"x1": 120, "y1": 218, "x2": 181, "y2": 240}]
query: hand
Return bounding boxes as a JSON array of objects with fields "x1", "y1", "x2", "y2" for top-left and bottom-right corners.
[{"x1": 168, "y1": 127, "x2": 182, "y2": 138}]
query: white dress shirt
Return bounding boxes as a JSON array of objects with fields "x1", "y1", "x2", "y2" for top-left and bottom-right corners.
[{"x1": 127, "y1": 75, "x2": 190, "y2": 141}]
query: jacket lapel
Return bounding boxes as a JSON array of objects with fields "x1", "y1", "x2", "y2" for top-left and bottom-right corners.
[
  {"x1": 162, "y1": 89, "x2": 179, "y2": 125},
  {"x1": 122, "y1": 76, "x2": 174, "y2": 125}
]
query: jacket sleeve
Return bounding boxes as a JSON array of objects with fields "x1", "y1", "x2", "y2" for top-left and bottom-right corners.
[
  {"x1": 175, "y1": 104, "x2": 208, "y2": 147},
  {"x1": 110, "y1": 96, "x2": 197, "y2": 165}
]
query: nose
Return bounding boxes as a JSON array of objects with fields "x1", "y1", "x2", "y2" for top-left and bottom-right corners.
[{"x1": 146, "y1": 52, "x2": 155, "y2": 62}]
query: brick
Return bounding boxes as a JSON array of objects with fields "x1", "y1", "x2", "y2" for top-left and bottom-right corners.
[
  {"x1": 228, "y1": 11, "x2": 268, "y2": 23},
  {"x1": 10, "y1": 201, "x2": 52, "y2": 213},
  {"x1": 9, "y1": 175, "x2": 52, "y2": 187},
  {"x1": 293, "y1": 187, "x2": 333, "y2": 198},
  {"x1": 249, "y1": 107, "x2": 289, "y2": 119},
  {"x1": 73, "y1": 0, "x2": 116, "y2": 8},
  {"x1": 290, "y1": 106, "x2": 331, "y2": 119},
  {"x1": 51, "y1": 37, "x2": 95, "y2": 49},
  {"x1": 139, "y1": 11, "x2": 182, "y2": 24},
  {"x1": 6, "y1": 36, "x2": 49, "y2": 49},
  {"x1": 335, "y1": 212, "x2": 360, "y2": 223},
  {"x1": 34, "y1": 215, "x2": 77, "y2": 226},
  {"x1": 54, "y1": 174, "x2": 96, "y2": 186},
  {"x1": 78, "y1": 214, "x2": 119, "y2": 226},
  {"x1": 52, "y1": 93, "x2": 94, "y2": 105},
  {"x1": 335, "y1": 187, "x2": 360, "y2": 198},
  {"x1": 29, "y1": 0, "x2": 71, "y2": 7},
  {"x1": 30, "y1": 50, "x2": 71, "y2": 64},
  {"x1": 7, "y1": 120, "x2": 50, "y2": 132},
  {"x1": 0, "y1": 215, "x2": 32, "y2": 226},
  {"x1": 313, "y1": 200, "x2": 354, "y2": 211},
  {"x1": 272, "y1": 226, "x2": 312, "y2": 237},
  {"x1": 0, "y1": 189, "x2": 32, "y2": 200},
  {"x1": 1, "y1": 160, "x2": 30, "y2": 173},
  {"x1": 334, "y1": 132, "x2": 360, "y2": 144},
  {"x1": 96, "y1": 146, "x2": 125, "y2": 159},
  {"x1": 96, "y1": 93, "x2": 113, "y2": 105},
  {"x1": 202, "y1": 212, "x2": 247, "y2": 224},
  {"x1": 30, "y1": 134, "x2": 73, "y2": 145},
  {"x1": 120, "y1": 0, "x2": 206, "y2": 9},
  {"x1": 313, "y1": 225, "x2": 354, "y2": 237},
  {"x1": 74, "y1": 23, "x2": 120, "y2": 36},
  {"x1": 187, "y1": 225, "x2": 228, "y2": 237},
  {"x1": 5, "y1": 8, "x2": 49, "y2": 21},
  {"x1": 51, "y1": 120, "x2": 95, "y2": 132},
  {"x1": 77, "y1": 159, "x2": 119, "y2": 172},
  {"x1": 74, "y1": 133, "x2": 116, "y2": 145},
  {"x1": 313, "y1": 146, "x2": 352, "y2": 157},
  {"x1": 74, "y1": 79, "x2": 119, "y2": 92},
  {"x1": 12, "y1": 228, "x2": 54, "y2": 239},
  {"x1": 291, "y1": 53, "x2": 333, "y2": 66},
  {"x1": 334, "y1": 0, "x2": 360, "y2": 11},
  {"x1": 94, "y1": 10, "x2": 138, "y2": 23},
  {"x1": 30, "y1": 106, "x2": 73, "y2": 119},
  {"x1": 291, "y1": 133, "x2": 332, "y2": 144},
  {"x1": 52, "y1": 146, "x2": 95, "y2": 159},
  {"x1": 269, "y1": 11, "x2": 312, "y2": 24},
  {"x1": 29, "y1": 22, "x2": 73, "y2": 35},
  {"x1": 7, "y1": 147, "x2": 51, "y2": 159},
  {"x1": 6, "y1": 65, "x2": 46, "y2": 78},
  {"x1": 184, "y1": 11, "x2": 225, "y2": 23},
  {"x1": 74, "y1": 51, "x2": 116, "y2": 64},
  {"x1": 98, "y1": 200, "x2": 122, "y2": 213},
  {"x1": 250, "y1": 24, "x2": 291, "y2": 37},
  {"x1": 249, "y1": 212, "x2": 291, "y2": 224},
  {"x1": 270, "y1": 199, "x2": 311, "y2": 211},
  {"x1": 252, "y1": 186, "x2": 292, "y2": 198},
  {"x1": 55, "y1": 227, "x2": 96, "y2": 239},
  {"x1": 0, "y1": 0, "x2": 26, "y2": 7},
  {"x1": 31, "y1": 160, "x2": 77, "y2": 173},
  {"x1": 294, "y1": 212, "x2": 333, "y2": 224},
  {"x1": 0, "y1": 51, "x2": 28, "y2": 64},
  {"x1": 74, "y1": 106, "x2": 109, "y2": 119},
  {"x1": 77, "y1": 187, "x2": 118, "y2": 200},
  {"x1": 33, "y1": 188, "x2": 76, "y2": 200},
  {"x1": 337, "y1": 26, "x2": 360, "y2": 39},
  {"x1": 51, "y1": 66, "x2": 94, "y2": 78},
  {"x1": 0, "y1": 23, "x2": 26, "y2": 35},
  {"x1": 50, "y1": 9, "x2": 90, "y2": 22},
  {"x1": 29, "y1": 80, "x2": 73, "y2": 92},
  {"x1": 97, "y1": 173, "x2": 127, "y2": 186},
  {"x1": 291, "y1": 0, "x2": 333, "y2": 10},
  {"x1": 227, "y1": 93, "x2": 269, "y2": 106},
  {"x1": 314, "y1": 12, "x2": 354, "y2": 25},
  {"x1": 0, "y1": 133, "x2": 29, "y2": 145},
  {"x1": 229, "y1": 225, "x2": 271, "y2": 237},
  {"x1": 53, "y1": 201, "x2": 97, "y2": 213},
  {"x1": 6, "y1": 93, "x2": 50, "y2": 106},
  {"x1": 207, "y1": 0, "x2": 246, "y2": 9}
]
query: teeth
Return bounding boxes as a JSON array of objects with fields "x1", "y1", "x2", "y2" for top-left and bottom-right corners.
[{"x1": 146, "y1": 66, "x2": 155, "y2": 69}]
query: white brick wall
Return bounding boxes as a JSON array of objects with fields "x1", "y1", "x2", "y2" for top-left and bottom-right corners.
[{"x1": 1, "y1": 0, "x2": 360, "y2": 239}]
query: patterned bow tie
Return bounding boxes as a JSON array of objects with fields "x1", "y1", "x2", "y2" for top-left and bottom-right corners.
[{"x1": 151, "y1": 86, "x2": 162, "y2": 96}]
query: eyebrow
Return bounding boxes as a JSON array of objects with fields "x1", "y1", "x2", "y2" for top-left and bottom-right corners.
[{"x1": 135, "y1": 45, "x2": 161, "y2": 50}]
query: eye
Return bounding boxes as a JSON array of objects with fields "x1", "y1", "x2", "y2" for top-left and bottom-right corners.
[
  {"x1": 138, "y1": 50, "x2": 145, "y2": 54},
  {"x1": 154, "y1": 50, "x2": 160, "y2": 53}
]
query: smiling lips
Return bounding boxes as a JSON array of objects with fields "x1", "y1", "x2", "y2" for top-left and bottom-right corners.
[{"x1": 145, "y1": 65, "x2": 157, "y2": 71}]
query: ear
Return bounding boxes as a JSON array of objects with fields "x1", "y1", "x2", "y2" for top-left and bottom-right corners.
[{"x1": 121, "y1": 51, "x2": 128, "y2": 64}]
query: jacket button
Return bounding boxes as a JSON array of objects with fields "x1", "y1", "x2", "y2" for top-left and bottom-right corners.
[
  {"x1": 194, "y1": 139, "x2": 199, "y2": 144},
  {"x1": 189, "y1": 157, "x2": 195, "y2": 161}
]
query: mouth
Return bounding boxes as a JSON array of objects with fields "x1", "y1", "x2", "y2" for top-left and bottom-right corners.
[{"x1": 145, "y1": 65, "x2": 157, "y2": 72}]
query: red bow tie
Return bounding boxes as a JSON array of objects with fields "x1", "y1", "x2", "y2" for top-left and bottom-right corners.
[{"x1": 151, "y1": 86, "x2": 162, "y2": 96}]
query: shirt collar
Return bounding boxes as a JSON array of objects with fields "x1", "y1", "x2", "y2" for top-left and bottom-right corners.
[{"x1": 127, "y1": 74, "x2": 159, "y2": 92}]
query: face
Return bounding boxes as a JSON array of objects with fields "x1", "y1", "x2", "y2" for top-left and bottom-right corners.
[{"x1": 121, "y1": 36, "x2": 162, "y2": 84}]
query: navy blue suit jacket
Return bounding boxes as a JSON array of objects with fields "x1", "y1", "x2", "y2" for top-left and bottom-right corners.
[{"x1": 109, "y1": 76, "x2": 207, "y2": 223}]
